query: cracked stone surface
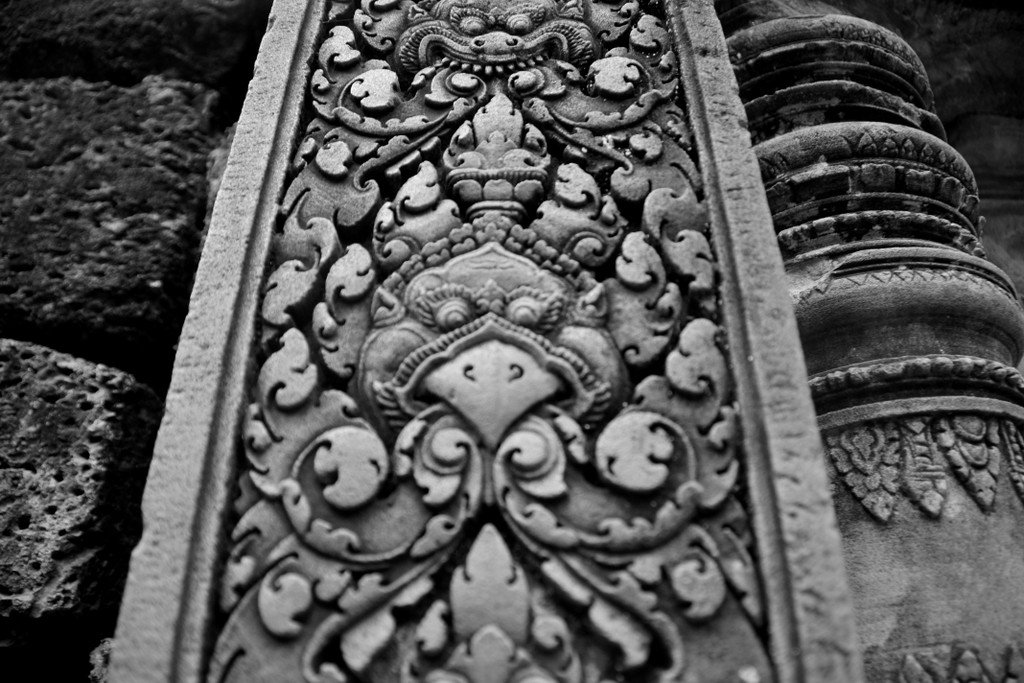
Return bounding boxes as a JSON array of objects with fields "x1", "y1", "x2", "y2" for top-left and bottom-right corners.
[
  {"x1": 0, "y1": 76, "x2": 218, "y2": 389},
  {"x1": 0, "y1": 339, "x2": 160, "y2": 675}
]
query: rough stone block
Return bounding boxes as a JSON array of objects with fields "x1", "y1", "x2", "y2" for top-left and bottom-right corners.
[
  {"x1": 0, "y1": 0, "x2": 272, "y2": 91},
  {"x1": 0, "y1": 76, "x2": 218, "y2": 388},
  {"x1": 0, "y1": 339, "x2": 160, "y2": 676}
]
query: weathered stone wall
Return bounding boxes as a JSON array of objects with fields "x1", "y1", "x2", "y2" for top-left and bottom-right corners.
[{"x1": 0, "y1": 1, "x2": 270, "y2": 680}]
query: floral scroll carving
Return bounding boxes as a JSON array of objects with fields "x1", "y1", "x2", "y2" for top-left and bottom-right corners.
[
  {"x1": 824, "y1": 414, "x2": 1024, "y2": 523},
  {"x1": 208, "y1": 0, "x2": 771, "y2": 680}
]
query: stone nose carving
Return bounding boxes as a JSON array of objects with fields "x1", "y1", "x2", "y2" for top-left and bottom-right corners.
[
  {"x1": 423, "y1": 339, "x2": 562, "y2": 448},
  {"x1": 469, "y1": 32, "x2": 523, "y2": 57}
]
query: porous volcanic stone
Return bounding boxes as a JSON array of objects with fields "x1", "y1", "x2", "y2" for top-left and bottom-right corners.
[
  {"x1": 0, "y1": 0, "x2": 272, "y2": 91},
  {"x1": 0, "y1": 339, "x2": 160, "y2": 675},
  {"x1": 0, "y1": 76, "x2": 217, "y2": 388}
]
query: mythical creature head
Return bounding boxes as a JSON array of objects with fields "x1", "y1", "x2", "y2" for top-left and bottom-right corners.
[
  {"x1": 395, "y1": 0, "x2": 598, "y2": 74},
  {"x1": 359, "y1": 243, "x2": 623, "y2": 448}
]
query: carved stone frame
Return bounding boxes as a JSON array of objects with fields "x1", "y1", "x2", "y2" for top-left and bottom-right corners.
[{"x1": 109, "y1": 0, "x2": 864, "y2": 680}]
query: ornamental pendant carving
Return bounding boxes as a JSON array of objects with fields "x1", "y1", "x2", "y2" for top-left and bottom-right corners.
[{"x1": 209, "y1": 0, "x2": 771, "y2": 680}]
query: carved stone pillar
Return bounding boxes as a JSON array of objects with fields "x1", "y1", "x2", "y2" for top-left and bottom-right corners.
[
  {"x1": 719, "y1": 1, "x2": 1024, "y2": 679},
  {"x1": 106, "y1": 0, "x2": 864, "y2": 681}
]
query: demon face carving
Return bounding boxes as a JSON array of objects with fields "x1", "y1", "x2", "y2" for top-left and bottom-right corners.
[
  {"x1": 395, "y1": 0, "x2": 597, "y2": 74},
  {"x1": 209, "y1": 0, "x2": 772, "y2": 680}
]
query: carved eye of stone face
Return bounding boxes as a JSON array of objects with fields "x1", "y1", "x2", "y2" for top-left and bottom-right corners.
[
  {"x1": 505, "y1": 13, "x2": 534, "y2": 34},
  {"x1": 434, "y1": 297, "x2": 475, "y2": 330},
  {"x1": 450, "y1": 7, "x2": 489, "y2": 35},
  {"x1": 506, "y1": 295, "x2": 544, "y2": 328}
]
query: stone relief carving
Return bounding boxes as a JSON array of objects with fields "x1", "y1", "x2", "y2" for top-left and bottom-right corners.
[
  {"x1": 207, "y1": 0, "x2": 772, "y2": 680},
  {"x1": 899, "y1": 646, "x2": 1024, "y2": 683},
  {"x1": 813, "y1": 356, "x2": 1024, "y2": 522},
  {"x1": 823, "y1": 413, "x2": 1024, "y2": 522}
]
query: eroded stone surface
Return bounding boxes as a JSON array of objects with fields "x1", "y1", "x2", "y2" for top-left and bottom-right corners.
[
  {"x1": 0, "y1": 0, "x2": 272, "y2": 91},
  {"x1": 0, "y1": 76, "x2": 217, "y2": 388},
  {"x1": 0, "y1": 339, "x2": 160, "y2": 648}
]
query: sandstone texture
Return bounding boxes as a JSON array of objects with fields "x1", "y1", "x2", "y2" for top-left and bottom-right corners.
[
  {"x1": 0, "y1": 0, "x2": 272, "y2": 92},
  {"x1": 0, "y1": 340, "x2": 160, "y2": 678},
  {"x1": 0, "y1": 76, "x2": 218, "y2": 388}
]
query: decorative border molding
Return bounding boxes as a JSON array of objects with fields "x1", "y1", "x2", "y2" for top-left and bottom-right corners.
[
  {"x1": 672, "y1": 2, "x2": 863, "y2": 679},
  {"x1": 109, "y1": 2, "x2": 328, "y2": 681}
]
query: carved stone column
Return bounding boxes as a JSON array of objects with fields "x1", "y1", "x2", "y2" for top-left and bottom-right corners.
[
  {"x1": 107, "y1": 0, "x2": 863, "y2": 681},
  {"x1": 719, "y1": 1, "x2": 1024, "y2": 679}
]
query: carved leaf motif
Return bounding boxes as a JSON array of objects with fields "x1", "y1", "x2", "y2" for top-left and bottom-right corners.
[
  {"x1": 341, "y1": 577, "x2": 434, "y2": 675},
  {"x1": 664, "y1": 318, "x2": 729, "y2": 433},
  {"x1": 499, "y1": 416, "x2": 568, "y2": 499},
  {"x1": 401, "y1": 415, "x2": 474, "y2": 507},
  {"x1": 258, "y1": 328, "x2": 319, "y2": 414},
  {"x1": 594, "y1": 410, "x2": 684, "y2": 492},
  {"x1": 900, "y1": 654, "x2": 939, "y2": 683},
  {"x1": 284, "y1": 125, "x2": 382, "y2": 233},
  {"x1": 537, "y1": 559, "x2": 664, "y2": 673},
  {"x1": 350, "y1": 68, "x2": 402, "y2": 115},
  {"x1": 609, "y1": 129, "x2": 700, "y2": 209},
  {"x1": 450, "y1": 525, "x2": 529, "y2": 643},
  {"x1": 315, "y1": 243, "x2": 376, "y2": 383},
  {"x1": 606, "y1": 232, "x2": 682, "y2": 367},
  {"x1": 312, "y1": 426, "x2": 390, "y2": 511},
  {"x1": 374, "y1": 161, "x2": 463, "y2": 270},
  {"x1": 416, "y1": 600, "x2": 450, "y2": 657},
  {"x1": 342, "y1": 607, "x2": 396, "y2": 674},
  {"x1": 257, "y1": 570, "x2": 313, "y2": 640},
  {"x1": 935, "y1": 416, "x2": 1000, "y2": 511},
  {"x1": 954, "y1": 649, "x2": 994, "y2": 683},
  {"x1": 262, "y1": 213, "x2": 342, "y2": 344},
  {"x1": 1002, "y1": 419, "x2": 1024, "y2": 510},
  {"x1": 642, "y1": 185, "x2": 715, "y2": 319},
  {"x1": 589, "y1": 56, "x2": 645, "y2": 99},
  {"x1": 531, "y1": 162, "x2": 625, "y2": 267},
  {"x1": 588, "y1": 0, "x2": 639, "y2": 44},
  {"x1": 587, "y1": 599, "x2": 652, "y2": 670},
  {"x1": 669, "y1": 552, "x2": 727, "y2": 622},
  {"x1": 901, "y1": 417, "x2": 949, "y2": 518},
  {"x1": 828, "y1": 421, "x2": 901, "y2": 522},
  {"x1": 629, "y1": 14, "x2": 669, "y2": 54},
  {"x1": 353, "y1": 0, "x2": 408, "y2": 56}
]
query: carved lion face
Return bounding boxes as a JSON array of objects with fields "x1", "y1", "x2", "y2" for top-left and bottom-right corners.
[{"x1": 396, "y1": 0, "x2": 597, "y2": 73}]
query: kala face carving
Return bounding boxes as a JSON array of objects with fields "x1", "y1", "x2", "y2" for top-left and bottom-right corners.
[{"x1": 210, "y1": 0, "x2": 772, "y2": 680}]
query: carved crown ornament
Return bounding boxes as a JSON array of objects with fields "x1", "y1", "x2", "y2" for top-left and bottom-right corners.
[{"x1": 196, "y1": 0, "x2": 784, "y2": 680}]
